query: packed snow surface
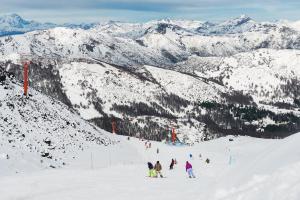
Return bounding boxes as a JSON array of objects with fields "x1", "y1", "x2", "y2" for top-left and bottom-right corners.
[{"x1": 1, "y1": 133, "x2": 300, "y2": 200}]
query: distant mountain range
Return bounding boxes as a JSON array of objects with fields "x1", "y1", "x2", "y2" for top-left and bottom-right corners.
[
  {"x1": 1, "y1": 13, "x2": 300, "y2": 143},
  {"x1": 0, "y1": 13, "x2": 96, "y2": 37},
  {"x1": 1, "y1": 13, "x2": 300, "y2": 37}
]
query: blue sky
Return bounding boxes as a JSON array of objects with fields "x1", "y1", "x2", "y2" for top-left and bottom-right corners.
[{"x1": 1, "y1": 0, "x2": 300, "y2": 23}]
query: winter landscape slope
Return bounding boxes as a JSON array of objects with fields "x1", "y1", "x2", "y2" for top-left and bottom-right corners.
[
  {"x1": 1, "y1": 15, "x2": 300, "y2": 141},
  {"x1": 176, "y1": 49, "x2": 300, "y2": 104},
  {"x1": 0, "y1": 70, "x2": 133, "y2": 175},
  {"x1": 1, "y1": 131, "x2": 300, "y2": 200},
  {"x1": 0, "y1": 14, "x2": 300, "y2": 200}
]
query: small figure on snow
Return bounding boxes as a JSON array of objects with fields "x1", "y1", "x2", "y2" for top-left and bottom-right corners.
[
  {"x1": 205, "y1": 158, "x2": 210, "y2": 164},
  {"x1": 156, "y1": 148, "x2": 159, "y2": 154},
  {"x1": 169, "y1": 159, "x2": 175, "y2": 170},
  {"x1": 185, "y1": 161, "x2": 196, "y2": 178},
  {"x1": 147, "y1": 162, "x2": 156, "y2": 177},
  {"x1": 189, "y1": 153, "x2": 193, "y2": 159},
  {"x1": 154, "y1": 161, "x2": 163, "y2": 178}
]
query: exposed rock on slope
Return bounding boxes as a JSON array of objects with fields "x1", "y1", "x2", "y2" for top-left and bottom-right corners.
[{"x1": 0, "y1": 69, "x2": 115, "y2": 174}]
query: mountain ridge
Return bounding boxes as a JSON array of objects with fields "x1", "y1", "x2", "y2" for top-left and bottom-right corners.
[
  {"x1": 1, "y1": 14, "x2": 300, "y2": 143},
  {"x1": 0, "y1": 13, "x2": 97, "y2": 37}
]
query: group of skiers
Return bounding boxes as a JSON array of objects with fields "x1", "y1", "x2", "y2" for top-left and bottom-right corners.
[
  {"x1": 147, "y1": 161, "x2": 163, "y2": 178},
  {"x1": 145, "y1": 141, "x2": 152, "y2": 149},
  {"x1": 147, "y1": 159, "x2": 196, "y2": 178}
]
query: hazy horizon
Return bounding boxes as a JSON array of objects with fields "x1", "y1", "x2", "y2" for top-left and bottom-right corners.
[
  {"x1": 1, "y1": 12, "x2": 300, "y2": 25},
  {"x1": 0, "y1": 0, "x2": 299, "y2": 23}
]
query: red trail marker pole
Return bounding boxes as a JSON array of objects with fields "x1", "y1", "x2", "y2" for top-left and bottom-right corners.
[
  {"x1": 23, "y1": 62, "x2": 29, "y2": 96},
  {"x1": 112, "y1": 120, "x2": 117, "y2": 134},
  {"x1": 172, "y1": 128, "x2": 176, "y2": 144}
]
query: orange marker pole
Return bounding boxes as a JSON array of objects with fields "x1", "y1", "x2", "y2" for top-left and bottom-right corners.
[
  {"x1": 23, "y1": 62, "x2": 29, "y2": 96},
  {"x1": 112, "y1": 120, "x2": 116, "y2": 134},
  {"x1": 172, "y1": 128, "x2": 176, "y2": 144}
]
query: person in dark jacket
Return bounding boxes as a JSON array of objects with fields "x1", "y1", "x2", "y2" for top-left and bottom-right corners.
[
  {"x1": 148, "y1": 162, "x2": 153, "y2": 169},
  {"x1": 154, "y1": 161, "x2": 163, "y2": 178},
  {"x1": 169, "y1": 159, "x2": 175, "y2": 170},
  {"x1": 147, "y1": 162, "x2": 156, "y2": 177}
]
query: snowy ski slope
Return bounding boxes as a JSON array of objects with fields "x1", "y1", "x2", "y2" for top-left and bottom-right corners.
[{"x1": 0, "y1": 133, "x2": 299, "y2": 200}]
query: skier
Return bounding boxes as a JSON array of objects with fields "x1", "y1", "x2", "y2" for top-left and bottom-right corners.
[
  {"x1": 154, "y1": 161, "x2": 163, "y2": 178},
  {"x1": 156, "y1": 148, "x2": 159, "y2": 154},
  {"x1": 189, "y1": 153, "x2": 193, "y2": 159},
  {"x1": 206, "y1": 158, "x2": 210, "y2": 164},
  {"x1": 185, "y1": 161, "x2": 196, "y2": 178},
  {"x1": 147, "y1": 162, "x2": 156, "y2": 177},
  {"x1": 169, "y1": 159, "x2": 175, "y2": 170}
]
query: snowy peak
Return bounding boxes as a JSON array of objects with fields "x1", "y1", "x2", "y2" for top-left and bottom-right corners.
[
  {"x1": 222, "y1": 14, "x2": 253, "y2": 27},
  {"x1": 0, "y1": 14, "x2": 30, "y2": 28},
  {"x1": 145, "y1": 23, "x2": 186, "y2": 35},
  {"x1": 62, "y1": 22, "x2": 97, "y2": 30},
  {"x1": 1, "y1": 14, "x2": 300, "y2": 38},
  {"x1": 281, "y1": 20, "x2": 300, "y2": 32},
  {"x1": 198, "y1": 15, "x2": 255, "y2": 34},
  {"x1": 0, "y1": 14, "x2": 96, "y2": 37},
  {"x1": 151, "y1": 18, "x2": 205, "y2": 30},
  {"x1": 0, "y1": 14, "x2": 57, "y2": 36}
]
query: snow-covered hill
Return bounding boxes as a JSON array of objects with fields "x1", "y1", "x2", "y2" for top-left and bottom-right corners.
[
  {"x1": 177, "y1": 49, "x2": 300, "y2": 104},
  {"x1": 1, "y1": 15, "x2": 300, "y2": 142},
  {"x1": 1, "y1": 132, "x2": 300, "y2": 200},
  {"x1": 0, "y1": 70, "x2": 121, "y2": 175},
  {"x1": 59, "y1": 61, "x2": 226, "y2": 142},
  {"x1": 59, "y1": 62, "x2": 221, "y2": 118}
]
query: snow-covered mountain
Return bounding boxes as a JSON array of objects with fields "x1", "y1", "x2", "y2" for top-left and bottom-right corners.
[
  {"x1": 0, "y1": 14, "x2": 57, "y2": 37},
  {"x1": 176, "y1": 49, "x2": 300, "y2": 104},
  {"x1": 1, "y1": 14, "x2": 300, "y2": 142},
  {"x1": 1, "y1": 15, "x2": 300, "y2": 64},
  {"x1": 1, "y1": 14, "x2": 300, "y2": 200},
  {"x1": 0, "y1": 69, "x2": 118, "y2": 175},
  {"x1": 0, "y1": 14, "x2": 97, "y2": 37}
]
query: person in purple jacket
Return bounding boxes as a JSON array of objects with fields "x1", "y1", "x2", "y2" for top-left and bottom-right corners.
[{"x1": 185, "y1": 161, "x2": 196, "y2": 178}]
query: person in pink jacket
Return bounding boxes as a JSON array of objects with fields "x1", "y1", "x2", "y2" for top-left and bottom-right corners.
[{"x1": 185, "y1": 161, "x2": 196, "y2": 178}]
